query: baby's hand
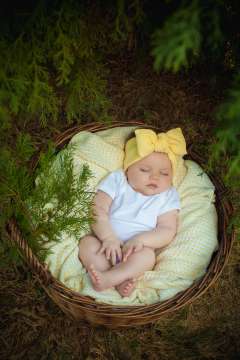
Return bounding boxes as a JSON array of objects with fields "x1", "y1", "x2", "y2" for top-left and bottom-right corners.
[
  {"x1": 122, "y1": 238, "x2": 144, "y2": 262},
  {"x1": 98, "y1": 237, "x2": 122, "y2": 266}
]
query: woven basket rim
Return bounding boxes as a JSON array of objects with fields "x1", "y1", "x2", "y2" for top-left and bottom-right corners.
[{"x1": 6, "y1": 120, "x2": 236, "y2": 326}]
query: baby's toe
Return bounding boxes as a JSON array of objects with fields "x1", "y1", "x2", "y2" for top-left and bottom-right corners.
[{"x1": 124, "y1": 284, "x2": 131, "y2": 292}]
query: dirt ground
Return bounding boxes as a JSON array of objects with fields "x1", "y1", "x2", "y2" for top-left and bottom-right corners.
[{"x1": 1, "y1": 56, "x2": 240, "y2": 360}]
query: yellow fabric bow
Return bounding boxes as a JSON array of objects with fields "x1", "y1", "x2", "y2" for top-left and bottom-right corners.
[{"x1": 123, "y1": 128, "x2": 187, "y2": 174}]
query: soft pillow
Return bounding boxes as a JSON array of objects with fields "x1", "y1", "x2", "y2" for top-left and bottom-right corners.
[{"x1": 43, "y1": 126, "x2": 218, "y2": 305}]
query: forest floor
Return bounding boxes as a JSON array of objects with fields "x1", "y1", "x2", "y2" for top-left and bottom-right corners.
[{"x1": 1, "y1": 55, "x2": 240, "y2": 360}]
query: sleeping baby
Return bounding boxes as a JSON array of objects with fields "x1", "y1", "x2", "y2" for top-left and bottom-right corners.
[{"x1": 78, "y1": 127, "x2": 187, "y2": 297}]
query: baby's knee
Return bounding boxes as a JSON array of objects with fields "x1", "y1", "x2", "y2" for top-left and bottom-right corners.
[{"x1": 78, "y1": 235, "x2": 100, "y2": 260}]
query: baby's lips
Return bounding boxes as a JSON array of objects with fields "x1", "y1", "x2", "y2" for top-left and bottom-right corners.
[{"x1": 147, "y1": 183, "x2": 158, "y2": 188}]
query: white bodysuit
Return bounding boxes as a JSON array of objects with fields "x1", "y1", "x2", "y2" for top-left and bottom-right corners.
[{"x1": 96, "y1": 170, "x2": 180, "y2": 242}]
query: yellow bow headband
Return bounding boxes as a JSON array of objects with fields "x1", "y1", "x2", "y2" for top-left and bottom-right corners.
[{"x1": 123, "y1": 128, "x2": 187, "y2": 175}]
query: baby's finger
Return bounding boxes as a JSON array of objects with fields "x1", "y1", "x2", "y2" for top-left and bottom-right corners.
[
  {"x1": 124, "y1": 252, "x2": 131, "y2": 262},
  {"x1": 98, "y1": 245, "x2": 106, "y2": 254},
  {"x1": 122, "y1": 246, "x2": 127, "y2": 257},
  {"x1": 123, "y1": 247, "x2": 133, "y2": 261},
  {"x1": 134, "y1": 244, "x2": 142, "y2": 252},
  {"x1": 106, "y1": 248, "x2": 111, "y2": 260},
  {"x1": 117, "y1": 247, "x2": 122, "y2": 262},
  {"x1": 122, "y1": 244, "x2": 128, "y2": 253},
  {"x1": 111, "y1": 250, "x2": 117, "y2": 266}
]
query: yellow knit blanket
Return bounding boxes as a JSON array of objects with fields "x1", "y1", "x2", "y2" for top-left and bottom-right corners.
[{"x1": 44, "y1": 126, "x2": 218, "y2": 305}]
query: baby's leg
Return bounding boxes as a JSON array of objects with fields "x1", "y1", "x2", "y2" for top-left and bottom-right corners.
[
  {"x1": 78, "y1": 235, "x2": 111, "y2": 272},
  {"x1": 88, "y1": 247, "x2": 155, "y2": 291}
]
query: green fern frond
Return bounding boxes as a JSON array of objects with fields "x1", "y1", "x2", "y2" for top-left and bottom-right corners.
[
  {"x1": 203, "y1": 5, "x2": 223, "y2": 53},
  {"x1": 27, "y1": 145, "x2": 94, "y2": 260},
  {"x1": 0, "y1": 135, "x2": 94, "y2": 263},
  {"x1": 209, "y1": 72, "x2": 240, "y2": 186},
  {"x1": 0, "y1": 1, "x2": 113, "y2": 127},
  {"x1": 65, "y1": 59, "x2": 110, "y2": 123},
  {"x1": 27, "y1": 78, "x2": 60, "y2": 126},
  {"x1": 16, "y1": 133, "x2": 36, "y2": 163},
  {"x1": 151, "y1": 0, "x2": 201, "y2": 72}
]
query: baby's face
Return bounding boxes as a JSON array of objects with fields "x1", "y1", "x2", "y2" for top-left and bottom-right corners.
[{"x1": 126, "y1": 152, "x2": 173, "y2": 196}]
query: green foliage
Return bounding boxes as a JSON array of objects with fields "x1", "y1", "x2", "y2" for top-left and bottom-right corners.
[
  {"x1": 151, "y1": 0, "x2": 201, "y2": 72},
  {"x1": 202, "y1": 3, "x2": 223, "y2": 57},
  {"x1": 65, "y1": 59, "x2": 111, "y2": 123},
  {"x1": 0, "y1": 133, "x2": 36, "y2": 266},
  {"x1": 0, "y1": 135, "x2": 34, "y2": 226},
  {"x1": 150, "y1": 0, "x2": 240, "y2": 188},
  {"x1": 15, "y1": 133, "x2": 36, "y2": 163},
  {"x1": 209, "y1": 72, "x2": 240, "y2": 187},
  {"x1": 150, "y1": 1, "x2": 234, "y2": 72},
  {"x1": 27, "y1": 145, "x2": 94, "y2": 262},
  {"x1": 114, "y1": 0, "x2": 145, "y2": 41},
  {"x1": 0, "y1": 1, "x2": 113, "y2": 127},
  {"x1": 0, "y1": 31, "x2": 60, "y2": 126},
  {"x1": 0, "y1": 133, "x2": 94, "y2": 266},
  {"x1": 0, "y1": 0, "x2": 149, "y2": 128}
]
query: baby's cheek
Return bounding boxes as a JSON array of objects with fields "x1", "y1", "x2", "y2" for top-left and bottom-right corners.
[
  {"x1": 135, "y1": 173, "x2": 145, "y2": 184},
  {"x1": 166, "y1": 176, "x2": 172, "y2": 185}
]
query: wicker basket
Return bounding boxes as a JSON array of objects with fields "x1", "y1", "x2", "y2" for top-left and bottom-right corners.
[{"x1": 6, "y1": 121, "x2": 235, "y2": 328}]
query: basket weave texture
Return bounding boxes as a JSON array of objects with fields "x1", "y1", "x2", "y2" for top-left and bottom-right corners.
[{"x1": 6, "y1": 121, "x2": 235, "y2": 328}]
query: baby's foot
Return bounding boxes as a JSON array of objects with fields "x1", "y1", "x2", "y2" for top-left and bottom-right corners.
[
  {"x1": 88, "y1": 264, "x2": 110, "y2": 291},
  {"x1": 116, "y1": 279, "x2": 136, "y2": 297}
]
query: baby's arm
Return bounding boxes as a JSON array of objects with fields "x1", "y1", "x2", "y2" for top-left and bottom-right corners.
[
  {"x1": 122, "y1": 210, "x2": 178, "y2": 261},
  {"x1": 91, "y1": 190, "x2": 122, "y2": 264},
  {"x1": 136, "y1": 210, "x2": 178, "y2": 248},
  {"x1": 91, "y1": 190, "x2": 115, "y2": 241}
]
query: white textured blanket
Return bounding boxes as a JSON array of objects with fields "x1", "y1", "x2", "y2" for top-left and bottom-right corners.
[{"x1": 44, "y1": 126, "x2": 218, "y2": 305}]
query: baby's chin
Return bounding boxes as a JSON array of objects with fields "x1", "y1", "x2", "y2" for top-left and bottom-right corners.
[{"x1": 138, "y1": 185, "x2": 169, "y2": 196}]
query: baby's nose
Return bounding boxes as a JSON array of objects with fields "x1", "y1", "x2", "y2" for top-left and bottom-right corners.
[{"x1": 150, "y1": 173, "x2": 159, "y2": 180}]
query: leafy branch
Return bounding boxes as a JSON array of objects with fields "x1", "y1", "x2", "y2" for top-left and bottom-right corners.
[
  {"x1": 151, "y1": 0, "x2": 201, "y2": 72},
  {"x1": 0, "y1": 134, "x2": 94, "y2": 265}
]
